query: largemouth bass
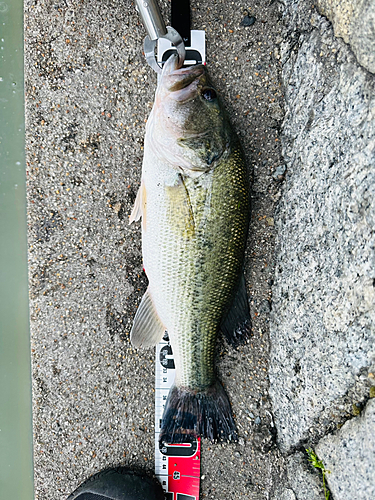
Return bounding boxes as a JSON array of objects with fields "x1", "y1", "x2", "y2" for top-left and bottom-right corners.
[{"x1": 129, "y1": 54, "x2": 251, "y2": 443}]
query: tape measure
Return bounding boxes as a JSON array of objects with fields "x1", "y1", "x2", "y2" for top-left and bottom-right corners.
[
  {"x1": 155, "y1": 333, "x2": 201, "y2": 500},
  {"x1": 154, "y1": 27, "x2": 205, "y2": 500}
]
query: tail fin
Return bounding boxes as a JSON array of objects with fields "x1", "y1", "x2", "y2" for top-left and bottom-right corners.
[{"x1": 159, "y1": 380, "x2": 238, "y2": 444}]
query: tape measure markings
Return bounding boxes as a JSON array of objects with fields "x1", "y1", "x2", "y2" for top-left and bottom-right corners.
[
  {"x1": 155, "y1": 337, "x2": 201, "y2": 500},
  {"x1": 155, "y1": 31, "x2": 205, "y2": 500}
]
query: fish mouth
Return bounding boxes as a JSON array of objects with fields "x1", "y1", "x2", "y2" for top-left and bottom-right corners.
[{"x1": 161, "y1": 54, "x2": 205, "y2": 101}]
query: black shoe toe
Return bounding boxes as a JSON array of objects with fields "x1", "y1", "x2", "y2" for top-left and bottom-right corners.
[{"x1": 67, "y1": 467, "x2": 164, "y2": 500}]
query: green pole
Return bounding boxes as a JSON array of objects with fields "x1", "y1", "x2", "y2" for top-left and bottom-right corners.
[{"x1": 0, "y1": 0, "x2": 34, "y2": 498}]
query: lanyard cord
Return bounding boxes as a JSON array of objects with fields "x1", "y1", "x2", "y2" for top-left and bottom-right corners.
[{"x1": 171, "y1": 0, "x2": 191, "y2": 47}]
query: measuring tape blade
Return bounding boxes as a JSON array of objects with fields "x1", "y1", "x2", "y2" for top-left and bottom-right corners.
[
  {"x1": 155, "y1": 29, "x2": 205, "y2": 500},
  {"x1": 155, "y1": 334, "x2": 201, "y2": 500}
]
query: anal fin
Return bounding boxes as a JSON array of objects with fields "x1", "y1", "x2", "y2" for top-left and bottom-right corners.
[
  {"x1": 130, "y1": 288, "x2": 165, "y2": 348},
  {"x1": 220, "y1": 273, "x2": 252, "y2": 348}
]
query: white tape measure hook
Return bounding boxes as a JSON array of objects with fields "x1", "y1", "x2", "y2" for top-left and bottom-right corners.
[{"x1": 144, "y1": 26, "x2": 185, "y2": 74}]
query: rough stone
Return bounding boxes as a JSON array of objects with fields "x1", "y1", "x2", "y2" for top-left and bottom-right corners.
[
  {"x1": 272, "y1": 164, "x2": 286, "y2": 181},
  {"x1": 281, "y1": 0, "x2": 316, "y2": 35},
  {"x1": 317, "y1": 0, "x2": 375, "y2": 74},
  {"x1": 286, "y1": 452, "x2": 326, "y2": 500},
  {"x1": 316, "y1": 399, "x2": 375, "y2": 500},
  {"x1": 272, "y1": 487, "x2": 297, "y2": 500},
  {"x1": 269, "y1": 10, "x2": 375, "y2": 453}
]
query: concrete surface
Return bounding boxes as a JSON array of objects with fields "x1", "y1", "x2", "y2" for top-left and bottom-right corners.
[
  {"x1": 317, "y1": 0, "x2": 375, "y2": 73},
  {"x1": 269, "y1": 1, "x2": 375, "y2": 499},
  {"x1": 316, "y1": 399, "x2": 375, "y2": 500},
  {"x1": 286, "y1": 453, "x2": 326, "y2": 500},
  {"x1": 25, "y1": 0, "x2": 285, "y2": 498},
  {"x1": 270, "y1": 3, "x2": 375, "y2": 453}
]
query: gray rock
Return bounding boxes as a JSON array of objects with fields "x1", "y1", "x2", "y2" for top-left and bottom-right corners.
[
  {"x1": 269, "y1": 101, "x2": 285, "y2": 121},
  {"x1": 283, "y1": 0, "x2": 375, "y2": 73},
  {"x1": 286, "y1": 452, "x2": 326, "y2": 500},
  {"x1": 317, "y1": 0, "x2": 375, "y2": 74},
  {"x1": 272, "y1": 165, "x2": 286, "y2": 180},
  {"x1": 272, "y1": 487, "x2": 297, "y2": 500},
  {"x1": 316, "y1": 399, "x2": 375, "y2": 500},
  {"x1": 270, "y1": 11, "x2": 375, "y2": 452},
  {"x1": 282, "y1": 0, "x2": 316, "y2": 35},
  {"x1": 259, "y1": 300, "x2": 271, "y2": 314}
]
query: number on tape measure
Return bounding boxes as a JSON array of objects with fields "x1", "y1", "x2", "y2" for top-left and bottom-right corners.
[{"x1": 155, "y1": 332, "x2": 201, "y2": 500}]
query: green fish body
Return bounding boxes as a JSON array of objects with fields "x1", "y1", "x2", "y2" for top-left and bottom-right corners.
[{"x1": 130, "y1": 55, "x2": 251, "y2": 442}]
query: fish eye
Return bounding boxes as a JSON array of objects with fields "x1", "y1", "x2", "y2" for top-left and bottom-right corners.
[{"x1": 201, "y1": 88, "x2": 217, "y2": 101}]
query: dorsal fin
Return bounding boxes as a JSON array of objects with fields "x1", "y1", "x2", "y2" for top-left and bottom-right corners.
[{"x1": 220, "y1": 273, "x2": 252, "y2": 347}]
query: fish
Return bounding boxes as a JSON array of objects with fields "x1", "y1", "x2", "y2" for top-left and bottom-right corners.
[{"x1": 129, "y1": 54, "x2": 251, "y2": 443}]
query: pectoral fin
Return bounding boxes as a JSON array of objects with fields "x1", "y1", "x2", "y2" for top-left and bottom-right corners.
[
  {"x1": 129, "y1": 182, "x2": 147, "y2": 226},
  {"x1": 220, "y1": 273, "x2": 252, "y2": 347},
  {"x1": 165, "y1": 174, "x2": 195, "y2": 238},
  {"x1": 130, "y1": 288, "x2": 166, "y2": 348}
]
